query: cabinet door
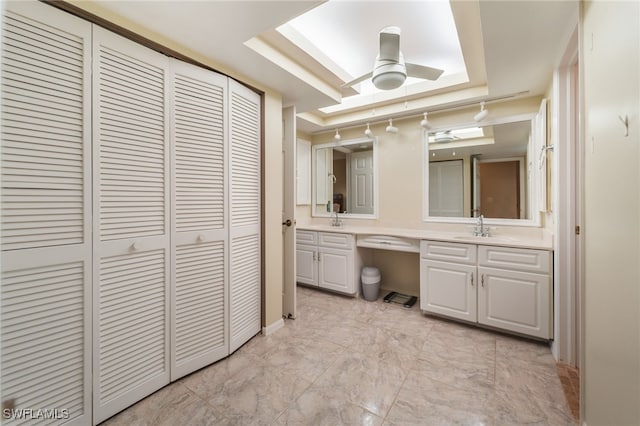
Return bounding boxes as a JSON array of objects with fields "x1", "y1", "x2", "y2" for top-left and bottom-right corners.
[
  {"x1": 318, "y1": 248, "x2": 354, "y2": 294},
  {"x1": 420, "y1": 259, "x2": 477, "y2": 322},
  {"x1": 1, "y1": 3, "x2": 92, "y2": 424},
  {"x1": 296, "y1": 244, "x2": 317, "y2": 286},
  {"x1": 477, "y1": 267, "x2": 551, "y2": 339}
]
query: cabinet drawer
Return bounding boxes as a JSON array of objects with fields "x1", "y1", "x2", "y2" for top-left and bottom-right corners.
[
  {"x1": 318, "y1": 232, "x2": 353, "y2": 249},
  {"x1": 478, "y1": 245, "x2": 551, "y2": 274},
  {"x1": 357, "y1": 235, "x2": 420, "y2": 253},
  {"x1": 421, "y1": 240, "x2": 476, "y2": 264},
  {"x1": 296, "y1": 230, "x2": 317, "y2": 245}
]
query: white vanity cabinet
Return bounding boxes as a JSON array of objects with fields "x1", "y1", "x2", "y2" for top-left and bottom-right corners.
[
  {"x1": 420, "y1": 240, "x2": 552, "y2": 339},
  {"x1": 296, "y1": 230, "x2": 360, "y2": 295},
  {"x1": 420, "y1": 241, "x2": 477, "y2": 322},
  {"x1": 296, "y1": 231, "x2": 318, "y2": 286},
  {"x1": 477, "y1": 245, "x2": 552, "y2": 339}
]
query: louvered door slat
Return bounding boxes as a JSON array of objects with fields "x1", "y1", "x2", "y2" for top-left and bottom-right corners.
[
  {"x1": 97, "y1": 249, "x2": 166, "y2": 402},
  {"x1": 96, "y1": 34, "x2": 167, "y2": 241},
  {"x1": 2, "y1": 256, "x2": 87, "y2": 426},
  {"x1": 1, "y1": 6, "x2": 89, "y2": 252},
  {"x1": 229, "y1": 80, "x2": 261, "y2": 353},
  {"x1": 174, "y1": 242, "x2": 225, "y2": 365},
  {"x1": 170, "y1": 61, "x2": 228, "y2": 380}
]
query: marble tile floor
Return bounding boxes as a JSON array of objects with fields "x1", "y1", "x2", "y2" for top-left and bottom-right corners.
[{"x1": 102, "y1": 286, "x2": 576, "y2": 425}]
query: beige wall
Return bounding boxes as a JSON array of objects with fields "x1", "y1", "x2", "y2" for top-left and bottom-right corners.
[
  {"x1": 582, "y1": 1, "x2": 640, "y2": 424},
  {"x1": 303, "y1": 97, "x2": 544, "y2": 294},
  {"x1": 68, "y1": 1, "x2": 285, "y2": 329}
]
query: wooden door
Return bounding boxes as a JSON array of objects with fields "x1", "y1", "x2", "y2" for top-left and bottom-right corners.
[{"x1": 478, "y1": 161, "x2": 520, "y2": 219}]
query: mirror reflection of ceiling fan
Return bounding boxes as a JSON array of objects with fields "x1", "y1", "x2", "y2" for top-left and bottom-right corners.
[{"x1": 342, "y1": 26, "x2": 444, "y2": 91}]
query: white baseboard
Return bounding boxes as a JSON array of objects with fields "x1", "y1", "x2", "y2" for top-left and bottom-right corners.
[{"x1": 262, "y1": 318, "x2": 284, "y2": 336}]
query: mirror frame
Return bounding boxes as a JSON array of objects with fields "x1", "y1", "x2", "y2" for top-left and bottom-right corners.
[
  {"x1": 423, "y1": 112, "x2": 547, "y2": 227},
  {"x1": 311, "y1": 136, "x2": 379, "y2": 219}
]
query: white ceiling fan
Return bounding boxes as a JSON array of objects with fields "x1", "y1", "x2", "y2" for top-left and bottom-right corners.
[{"x1": 343, "y1": 26, "x2": 444, "y2": 91}]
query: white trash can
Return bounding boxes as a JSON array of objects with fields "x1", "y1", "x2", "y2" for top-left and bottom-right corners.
[{"x1": 361, "y1": 266, "x2": 381, "y2": 301}]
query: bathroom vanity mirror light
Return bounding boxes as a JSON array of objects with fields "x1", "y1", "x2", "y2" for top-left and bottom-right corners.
[
  {"x1": 311, "y1": 136, "x2": 379, "y2": 219},
  {"x1": 423, "y1": 108, "x2": 548, "y2": 227}
]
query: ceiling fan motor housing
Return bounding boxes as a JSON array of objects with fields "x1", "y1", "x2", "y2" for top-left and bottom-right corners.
[{"x1": 372, "y1": 58, "x2": 407, "y2": 90}]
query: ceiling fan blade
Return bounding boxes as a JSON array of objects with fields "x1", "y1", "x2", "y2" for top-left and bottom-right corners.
[
  {"x1": 406, "y1": 63, "x2": 444, "y2": 81},
  {"x1": 379, "y1": 27, "x2": 400, "y2": 62},
  {"x1": 342, "y1": 71, "x2": 373, "y2": 88}
]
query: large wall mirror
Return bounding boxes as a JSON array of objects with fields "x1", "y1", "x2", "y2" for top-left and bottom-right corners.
[
  {"x1": 424, "y1": 105, "x2": 547, "y2": 226},
  {"x1": 312, "y1": 137, "x2": 378, "y2": 218}
]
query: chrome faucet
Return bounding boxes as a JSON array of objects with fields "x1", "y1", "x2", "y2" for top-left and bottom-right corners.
[
  {"x1": 474, "y1": 214, "x2": 489, "y2": 237},
  {"x1": 331, "y1": 211, "x2": 342, "y2": 227}
]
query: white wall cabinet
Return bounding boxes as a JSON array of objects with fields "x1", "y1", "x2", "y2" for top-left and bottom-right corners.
[
  {"x1": 295, "y1": 230, "x2": 360, "y2": 296},
  {"x1": 1, "y1": 2, "x2": 261, "y2": 424},
  {"x1": 420, "y1": 240, "x2": 552, "y2": 339}
]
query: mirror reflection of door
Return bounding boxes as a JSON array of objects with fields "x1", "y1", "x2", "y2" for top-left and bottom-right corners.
[
  {"x1": 349, "y1": 150, "x2": 374, "y2": 214},
  {"x1": 429, "y1": 159, "x2": 464, "y2": 217},
  {"x1": 478, "y1": 160, "x2": 521, "y2": 219}
]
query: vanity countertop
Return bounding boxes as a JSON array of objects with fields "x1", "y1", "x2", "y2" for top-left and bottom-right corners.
[{"x1": 296, "y1": 223, "x2": 553, "y2": 251}]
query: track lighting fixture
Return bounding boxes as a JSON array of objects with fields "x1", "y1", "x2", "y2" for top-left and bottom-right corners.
[
  {"x1": 474, "y1": 101, "x2": 489, "y2": 122},
  {"x1": 334, "y1": 129, "x2": 341, "y2": 141},
  {"x1": 364, "y1": 123, "x2": 373, "y2": 138},
  {"x1": 385, "y1": 119, "x2": 398, "y2": 134},
  {"x1": 420, "y1": 112, "x2": 431, "y2": 130}
]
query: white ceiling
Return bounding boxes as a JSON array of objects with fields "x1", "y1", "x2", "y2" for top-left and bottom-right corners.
[{"x1": 86, "y1": 0, "x2": 578, "y2": 133}]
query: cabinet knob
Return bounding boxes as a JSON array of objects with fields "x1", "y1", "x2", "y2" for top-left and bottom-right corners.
[
  {"x1": 197, "y1": 234, "x2": 205, "y2": 242},
  {"x1": 130, "y1": 242, "x2": 139, "y2": 251}
]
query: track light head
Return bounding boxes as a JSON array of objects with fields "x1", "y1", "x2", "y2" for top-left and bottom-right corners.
[
  {"x1": 474, "y1": 102, "x2": 489, "y2": 122},
  {"x1": 420, "y1": 112, "x2": 431, "y2": 130},
  {"x1": 385, "y1": 119, "x2": 398, "y2": 134},
  {"x1": 364, "y1": 123, "x2": 373, "y2": 138}
]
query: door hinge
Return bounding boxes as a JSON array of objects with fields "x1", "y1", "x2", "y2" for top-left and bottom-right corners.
[{"x1": 575, "y1": 225, "x2": 581, "y2": 235}]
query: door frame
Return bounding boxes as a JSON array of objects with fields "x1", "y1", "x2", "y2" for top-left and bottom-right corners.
[
  {"x1": 551, "y1": 26, "x2": 580, "y2": 367},
  {"x1": 282, "y1": 106, "x2": 297, "y2": 319}
]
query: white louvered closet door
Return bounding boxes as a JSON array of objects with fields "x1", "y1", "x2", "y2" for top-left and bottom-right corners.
[
  {"x1": 92, "y1": 27, "x2": 170, "y2": 423},
  {"x1": 1, "y1": 2, "x2": 92, "y2": 425},
  {"x1": 228, "y1": 80, "x2": 262, "y2": 353},
  {"x1": 170, "y1": 60, "x2": 228, "y2": 380}
]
